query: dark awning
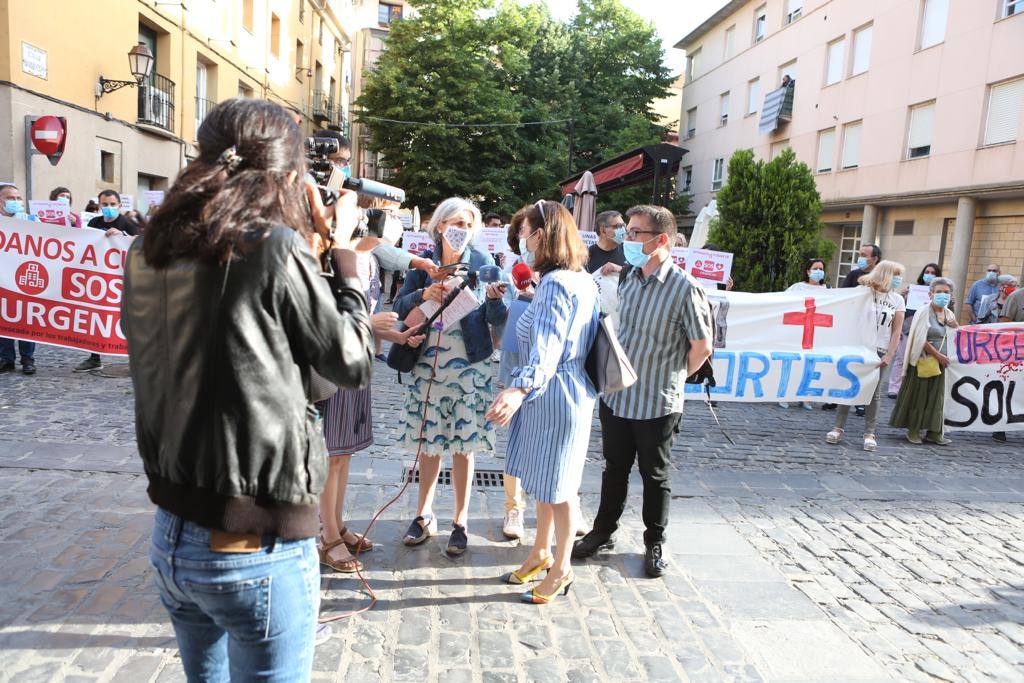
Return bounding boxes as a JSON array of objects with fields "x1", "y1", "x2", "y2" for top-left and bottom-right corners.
[
  {"x1": 759, "y1": 83, "x2": 795, "y2": 135},
  {"x1": 560, "y1": 143, "x2": 686, "y2": 196}
]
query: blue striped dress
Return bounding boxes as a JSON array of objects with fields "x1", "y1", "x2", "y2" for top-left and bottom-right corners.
[{"x1": 505, "y1": 269, "x2": 599, "y2": 504}]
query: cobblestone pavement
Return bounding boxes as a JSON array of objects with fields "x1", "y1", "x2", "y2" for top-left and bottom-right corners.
[{"x1": 1, "y1": 345, "x2": 1023, "y2": 682}]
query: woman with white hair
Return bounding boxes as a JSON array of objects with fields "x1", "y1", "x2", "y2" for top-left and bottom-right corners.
[
  {"x1": 393, "y1": 197, "x2": 508, "y2": 556},
  {"x1": 826, "y1": 260, "x2": 906, "y2": 451}
]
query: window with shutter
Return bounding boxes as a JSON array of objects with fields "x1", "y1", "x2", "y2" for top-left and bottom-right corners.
[
  {"x1": 851, "y1": 25, "x2": 872, "y2": 76},
  {"x1": 984, "y1": 78, "x2": 1024, "y2": 146},
  {"x1": 826, "y1": 39, "x2": 845, "y2": 86},
  {"x1": 753, "y1": 5, "x2": 767, "y2": 42},
  {"x1": 686, "y1": 107, "x2": 697, "y2": 139},
  {"x1": 841, "y1": 122, "x2": 862, "y2": 169},
  {"x1": 712, "y1": 158, "x2": 724, "y2": 190},
  {"x1": 682, "y1": 166, "x2": 693, "y2": 193},
  {"x1": 907, "y1": 102, "x2": 935, "y2": 158},
  {"x1": 724, "y1": 26, "x2": 735, "y2": 59},
  {"x1": 720, "y1": 92, "x2": 730, "y2": 126},
  {"x1": 817, "y1": 129, "x2": 836, "y2": 172},
  {"x1": 771, "y1": 140, "x2": 790, "y2": 159},
  {"x1": 1003, "y1": 0, "x2": 1024, "y2": 17},
  {"x1": 747, "y1": 79, "x2": 760, "y2": 115},
  {"x1": 786, "y1": 0, "x2": 803, "y2": 24},
  {"x1": 919, "y1": 0, "x2": 947, "y2": 50}
]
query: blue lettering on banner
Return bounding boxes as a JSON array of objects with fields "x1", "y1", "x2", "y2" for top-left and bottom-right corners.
[
  {"x1": 829, "y1": 355, "x2": 865, "y2": 398},
  {"x1": 770, "y1": 352, "x2": 801, "y2": 398},
  {"x1": 736, "y1": 352, "x2": 771, "y2": 398},
  {"x1": 684, "y1": 351, "x2": 736, "y2": 394},
  {"x1": 797, "y1": 354, "x2": 831, "y2": 397}
]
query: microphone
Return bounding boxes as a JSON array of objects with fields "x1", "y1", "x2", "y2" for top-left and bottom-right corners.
[
  {"x1": 511, "y1": 262, "x2": 533, "y2": 291},
  {"x1": 342, "y1": 177, "x2": 406, "y2": 204},
  {"x1": 478, "y1": 265, "x2": 502, "y2": 285}
]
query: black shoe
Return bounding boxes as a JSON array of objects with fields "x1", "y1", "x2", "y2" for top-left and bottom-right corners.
[
  {"x1": 822, "y1": 403, "x2": 837, "y2": 411},
  {"x1": 374, "y1": 353, "x2": 387, "y2": 362},
  {"x1": 644, "y1": 543, "x2": 668, "y2": 578},
  {"x1": 855, "y1": 406, "x2": 866, "y2": 417},
  {"x1": 74, "y1": 355, "x2": 102, "y2": 372},
  {"x1": 571, "y1": 530, "x2": 615, "y2": 559},
  {"x1": 0, "y1": 361, "x2": 14, "y2": 373},
  {"x1": 994, "y1": 432, "x2": 1007, "y2": 443},
  {"x1": 22, "y1": 362, "x2": 36, "y2": 376},
  {"x1": 446, "y1": 523, "x2": 468, "y2": 557}
]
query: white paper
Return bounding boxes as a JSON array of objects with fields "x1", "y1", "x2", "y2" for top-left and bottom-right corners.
[
  {"x1": 142, "y1": 190, "x2": 165, "y2": 210},
  {"x1": 28, "y1": 200, "x2": 70, "y2": 227},
  {"x1": 579, "y1": 231, "x2": 599, "y2": 247},
  {"x1": 119, "y1": 194, "x2": 135, "y2": 211},
  {"x1": 906, "y1": 284, "x2": 931, "y2": 311},
  {"x1": 475, "y1": 227, "x2": 508, "y2": 254},
  {"x1": 669, "y1": 247, "x2": 690, "y2": 269},
  {"x1": 689, "y1": 248, "x2": 733, "y2": 288},
  {"x1": 416, "y1": 277, "x2": 479, "y2": 331},
  {"x1": 402, "y1": 230, "x2": 434, "y2": 256}
]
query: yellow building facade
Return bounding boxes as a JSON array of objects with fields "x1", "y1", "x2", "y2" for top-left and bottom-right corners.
[{"x1": 0, "y1": 0, "x2": 352, "y2": 212}]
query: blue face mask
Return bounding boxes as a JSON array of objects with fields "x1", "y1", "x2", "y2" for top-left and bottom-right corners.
[
  {"x1": 932, "y1": 292, "x2": 951, "y2": 308},
  {"x1": 623, "y1": 238, "x2": 655, "y2": 269},
  {"x1": 101, "y1": 206, "x2": 120, "y2": 221},
  {"x1": 612, "y1": 227, "x2": 626, "y2": 245},
  {"x1": 809, "y1": 268, "x2": 825, "y2": 282},
  {"x1": 518, "y1": 236, "x2": 535, "y2": 268},
  {"x1": 3, "y1": 199, "x2": 24, "y2": 215},
  {"x1": 891, "y1": 275, "x2": 903, "y2": 291},
  {"x1": 986, "y1": 270, "x2": 998, "y2": 283},
  {"x1": 922, "y1": 273, "x2": 935, "y2": 285},
  {"x1": 56, "y1": 196, "x2": 71, "y2": 206},
  {"x1": 856, "y1": 256, "x2": 869, "y2": 270}
]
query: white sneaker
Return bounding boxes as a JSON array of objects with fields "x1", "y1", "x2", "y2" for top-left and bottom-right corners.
[
  {"x1": 490, "y1": 349, "x2": 502, "y2": 363},
  {"x1": 502, "y1": 508, "x2": 525, "y2": 540}
]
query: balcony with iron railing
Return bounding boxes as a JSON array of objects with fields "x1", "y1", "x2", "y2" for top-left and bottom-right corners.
[
  {"x1": 312, "y1": 90, "x2": 333, "y2": 122},
  {"x1": 138, "y1": 73, "x2": 176, "y2": 132},
  {"x1": 195, "y1": 96, "x2": 216, "y2": 130}
]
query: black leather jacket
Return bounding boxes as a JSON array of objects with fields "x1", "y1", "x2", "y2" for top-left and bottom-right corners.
[{"x1": 122, "y1": 226, "x2": 373, "y2": 538}]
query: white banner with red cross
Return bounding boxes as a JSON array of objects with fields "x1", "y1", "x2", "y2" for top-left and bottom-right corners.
[
  {"x1": 683, "y1": 287, "x2": 880, "y2": 404},
  {"x1": 0, "y1": 216, "x2": 130, "y2": 355},
  {"x1": 944, "y1": 323, "x2": 1024, "y2": 432}
]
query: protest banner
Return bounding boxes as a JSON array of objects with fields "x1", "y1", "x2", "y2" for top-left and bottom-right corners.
[
  {"x1": 689, "y1": 248, "x2": 733, "y2": 288},
  {"x1": 944, "y1": 323, "x2": 1024, "y2": 432},
  {"x1": 119, "y1": 194, "x2": 135, "y2": 212},
  {"x1": 579, "y1": 231, "x2": 598, "y2": 248},
  {"x1": 0, "y1": 216, "x2": 130, "y2": 355},
  {"x1": 402, "y1": 230, "x2": 433, "y2": 256},
  {"x1": 474, "y1": 226, "x2": 509, "y2": 255},
  {"x1": 142, "y1": 190, "x2": 165, "y2": 212},
  {"x1": 906, "y1": 284, "x2": 931, "y2": 311},
  {"x1": 28, "y1": 200, "x2": 71, "y2": 227},
  {"x1": 683, "y1": 287, "x2": 880, "y2": 404}
]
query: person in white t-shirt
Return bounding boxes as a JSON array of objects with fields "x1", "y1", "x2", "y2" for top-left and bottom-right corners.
[
  {"x1": 826, "y1": 260, "x2": 906, "y2": 452},
  {"x1": 786, "y1": 258, "x2": 831, "y2": 293}
]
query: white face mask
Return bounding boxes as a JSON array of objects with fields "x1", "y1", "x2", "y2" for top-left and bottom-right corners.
[
  {"x1": 443, "y1": 226, "x2": 469, "y2": 252},
  {"x1": 382, "y1": 215, "x2": 403, "y2": 245}
]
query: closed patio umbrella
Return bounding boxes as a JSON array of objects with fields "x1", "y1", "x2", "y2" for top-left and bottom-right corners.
[{"x1": 572, "y1": 170, "x2": 597, "y2": 234}]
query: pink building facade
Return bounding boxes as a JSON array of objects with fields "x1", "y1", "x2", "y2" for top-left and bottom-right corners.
[{"x1": 676, "y1": 0, "x2": 1024, "y2": 311}]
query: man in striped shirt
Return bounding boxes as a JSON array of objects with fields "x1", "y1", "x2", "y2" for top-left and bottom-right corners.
[{"x1": 573, "y1": 205, "x2": 713, "y2": 578}]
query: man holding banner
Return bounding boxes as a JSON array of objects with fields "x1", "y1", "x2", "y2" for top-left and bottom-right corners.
[
  {"x1": 574, "y1": 205, "x2": 713, "y2": 579},
  {"x1": 0, "y1": 183, "x2": 39, "y2": 374}
]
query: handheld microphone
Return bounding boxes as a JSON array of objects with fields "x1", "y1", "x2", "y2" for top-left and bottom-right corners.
[
  {"x1": 478, "y1": 265, "x2": 502, "y2": 285},
  {"x1": 342, "y1": 177, "x2": 406, "y2": 204},
  {"x1": 511, "y1": 262, "x2": 533, "y2": 291}
]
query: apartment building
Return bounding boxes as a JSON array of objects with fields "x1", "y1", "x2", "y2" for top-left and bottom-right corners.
[
  {"x1": 675, "y1": 0, "x2": 1024, "y2": 306},
  {"x1": 0, "y1": 0, "x2": 351, "y2": 211}
]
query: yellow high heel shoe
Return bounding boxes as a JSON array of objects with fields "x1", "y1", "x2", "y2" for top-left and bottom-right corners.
[
  {"x1": 521, "y1": 572, "x2": 574, "y2": 604},
  {"x1": 500, "y1": 557, "x2": 554, "y2": 585}
]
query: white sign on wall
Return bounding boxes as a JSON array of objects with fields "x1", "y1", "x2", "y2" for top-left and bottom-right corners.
[{"x1": 21, "y1": 43, "x2": 47, "y2": 80}]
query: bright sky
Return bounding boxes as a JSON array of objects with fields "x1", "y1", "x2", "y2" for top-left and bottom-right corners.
[{"x1": 543, "y1": 0, "x2": 725, "y2": 75}]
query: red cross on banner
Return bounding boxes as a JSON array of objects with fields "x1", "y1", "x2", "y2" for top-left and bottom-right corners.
[{"x1": 783, "y1": 297, "x2": 834, "y2": 349}]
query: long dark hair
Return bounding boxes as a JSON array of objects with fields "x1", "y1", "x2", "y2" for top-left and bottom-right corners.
[
  {"x1": 803, "y1": 258, "x2": 826, "y2": 283},
  {"x1": 917, "y1": 262, "x2": 941, "y2": 285},
  {"x1": 143, "y1": 98, "x2": 310, "y2": 268}
]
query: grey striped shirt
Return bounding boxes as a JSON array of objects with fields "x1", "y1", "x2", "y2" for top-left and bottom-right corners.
[{"x1": 604, "y1": 257, "x2": 713, "y2": 420}]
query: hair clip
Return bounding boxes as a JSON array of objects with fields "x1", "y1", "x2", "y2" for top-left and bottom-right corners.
[{"x1": 217, "y1": 146, "x2": 244, "y2": 174}]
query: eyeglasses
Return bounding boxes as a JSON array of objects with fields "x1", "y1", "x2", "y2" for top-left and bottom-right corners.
[
  {"x1": 626, "y1": 229, "x2": 661, "y2": 240},
  {"x1": 606, "y1": 223, "x2": 626, "y2": 230}
]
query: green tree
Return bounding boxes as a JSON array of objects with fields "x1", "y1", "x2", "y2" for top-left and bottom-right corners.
[
  {"x1": 354, "y1": 0, "x2": 674, "y2": 216},
  {"x1": 707, "y1": 148, "x2": 834, "y2": 293}
]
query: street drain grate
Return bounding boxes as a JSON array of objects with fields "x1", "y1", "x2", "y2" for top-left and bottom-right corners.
[{"x1": 401, "y1": 467, "x2": 504, "y2": 488}]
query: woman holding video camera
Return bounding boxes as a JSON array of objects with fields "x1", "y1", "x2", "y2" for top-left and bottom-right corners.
[
  {"x1": 122, "y1": 98, "x2": 374, "y2": 680},
  {"x1": 393, "y1": 197, "x2": 508, "y2": 556}
]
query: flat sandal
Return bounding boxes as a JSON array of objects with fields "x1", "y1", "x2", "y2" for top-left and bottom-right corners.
[
  {"x1": 340, "y1": 525, "x2": 374, "y2": 554},
  {"x1": 319, "y1": 538, "x2": 362, "y2": 573}
]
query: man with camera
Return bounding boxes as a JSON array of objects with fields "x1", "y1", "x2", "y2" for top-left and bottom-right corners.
[
  {"x1": 573, "y1": 205, "x2": 713, "y2": 579},
  {"x1": 123, "y1": 98, "x2": 374, "y2": 680}
]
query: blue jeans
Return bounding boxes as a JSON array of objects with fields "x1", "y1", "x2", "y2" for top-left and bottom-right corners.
[
  {"x1": 149, "y1": 508, "x2": 320, "y2": 682},
  {"x1": 0, "y1": 338, "x2": 34, "y2": 365}
]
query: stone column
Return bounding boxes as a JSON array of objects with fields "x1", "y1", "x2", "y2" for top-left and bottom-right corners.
[
  {"x1": 948, "y1": 196, "x2": 977, "y2": 316},
  {"x1": 860, "y1": 204, "x2": 879, "y2": 248}
]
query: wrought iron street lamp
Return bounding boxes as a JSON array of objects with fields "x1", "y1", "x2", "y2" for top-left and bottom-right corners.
[{"x1": 97, "y1": 42, "x2": 154, "y2": 97}]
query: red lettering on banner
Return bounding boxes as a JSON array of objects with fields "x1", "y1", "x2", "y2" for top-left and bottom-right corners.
[
  {"x1": 79, "y1": 244, "x2": 98, "y2": 266},
  {"x1": 0, "y1": 286, "x2": 126, "y2": 355},
  {"x1": 783, "y1": 297, "x2": 834, "y2": 350},
  {"x1": 61, "y1": 268, "x2": 123, "y2": 307}
]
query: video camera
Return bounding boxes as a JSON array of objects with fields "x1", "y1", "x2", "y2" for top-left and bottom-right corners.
[{"x1": 304, "y1": 136, "x2": 406, "y2": 206}]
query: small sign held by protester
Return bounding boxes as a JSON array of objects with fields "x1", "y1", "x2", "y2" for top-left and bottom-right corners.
[
  {"x1": 28, "y1": 200, "x2": 70, "y2": 227},
  {"x1": 402, "y1": 230, "x2": 433, "y2": 256}
]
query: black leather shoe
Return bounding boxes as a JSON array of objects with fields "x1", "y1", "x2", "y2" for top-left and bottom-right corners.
[
  {"x1": 855, "y1": 406, "x2": 866, "y2": 417},
  {"x1": 571, "y1": 530, "x2": 614, "y2": 559},
  {"x1": 22, "y1": 362, "x2": 36, "y2": 376},
  {"x1": 644, "y1": 543, "x2": 668, "y2": 578},
  {"x1": 0, "y1": 361, "x2": 14, "y2": 373}
]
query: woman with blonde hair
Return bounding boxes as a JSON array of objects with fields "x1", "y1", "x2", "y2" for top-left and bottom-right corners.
[
  {"x1": 487, "y1": 200, "x2": 599, "y2": 604},
  {"x1": 393, "y1": 197, "x2": 508, "y2": 556},
  {"x1": 826, "y1": 260, "x2": 906, "y2": 451}
]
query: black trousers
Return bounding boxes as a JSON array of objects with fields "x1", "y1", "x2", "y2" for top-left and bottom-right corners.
[{"x1": 593, "y1": 401, "x2": 681, "y2": 546}]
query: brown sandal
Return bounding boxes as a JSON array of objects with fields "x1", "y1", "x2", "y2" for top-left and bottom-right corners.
[
  {"x1": 340, "y1": 526, "x2": 374, "y2": 554},
  {"x1": 319, "y1": 538, "x2": 362, "y2": 573}
]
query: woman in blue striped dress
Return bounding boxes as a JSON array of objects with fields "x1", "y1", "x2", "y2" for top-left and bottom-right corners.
[{"x1": 486, "y1": 200, "x2": 598, "y2": 605}]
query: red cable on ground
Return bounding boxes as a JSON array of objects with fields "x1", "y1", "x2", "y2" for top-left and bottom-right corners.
[{"x1": 318, "y1": 315, "x2": 444, "y2": 623}]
